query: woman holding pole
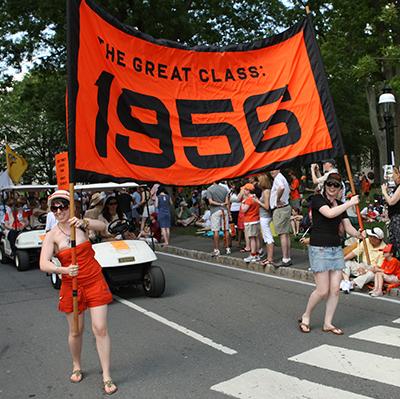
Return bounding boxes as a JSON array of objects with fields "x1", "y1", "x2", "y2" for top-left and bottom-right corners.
[
  {"x1": 298, "y1": 173, "x2": 363, "y2": 335},
  {"x1": 39, "y1": 190, "x2": 118, "y2": 395}
]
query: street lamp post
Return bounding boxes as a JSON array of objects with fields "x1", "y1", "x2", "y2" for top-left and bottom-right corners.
[{"x1": 379, "y1": 86, "x2": 396, "y2": 165}]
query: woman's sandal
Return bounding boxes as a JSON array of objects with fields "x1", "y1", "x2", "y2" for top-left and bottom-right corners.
[
  {"x1": 261, "y1": 259, "x2": 274, "y2": 266},
  {"x1": 322, "y1": 326, "x2": 343, "y2": 335},
  {"x1": 240, "y1": 247, "x2": 250, "y2": 253},
  {"x1": 103, "y1": 379, "x2": 118, "y2": 395},
  {"x1": 298, "y1": 318, "x2": 311, "y2": 333},
  {"x1": 70, "y1": 369, "x2": 83, "y2": 383}
]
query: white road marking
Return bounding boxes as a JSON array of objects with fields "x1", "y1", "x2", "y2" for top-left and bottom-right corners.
[
  {"x1": 114, "y1": 296, "x2": 237, "y2": 355},
  {"x1": 393, "y1": 318, "x2": 400, "y2": 324},
  {"x1": 350, "y1": 325, "x2": 400, "y2": 347},
  {"x1": 157, "y1": 252, "x2": 400, "y2": 304},
  {"x1": 289, "y1": 344, "x2": 400, "y2": 387},
  {"x1": 210, "y1": 368, "x2": 373, "y2": 399}
]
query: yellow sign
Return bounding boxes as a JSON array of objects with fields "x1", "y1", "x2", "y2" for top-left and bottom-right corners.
[{"x1": 5, "y1": 144, "x2": 28, "y2": 184}]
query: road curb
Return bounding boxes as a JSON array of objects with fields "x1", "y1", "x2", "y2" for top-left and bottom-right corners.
[
  {"x1": 155, "y1": 244, "x2": 400, "y2": 298},
  {"x1": 155, "y1": 245, "x2": 315, "y2": 283}
]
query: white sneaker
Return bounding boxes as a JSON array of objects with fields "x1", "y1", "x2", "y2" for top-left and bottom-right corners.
[
  {"x1": 244, "y1": 255, "x2": 256, "y2": 263},
  {"x1": 225, "y1": 247, "x2": 231, "y2": 255},
  {"x1": 212, "y1": 249, "x2": 220, "y2": 257},
  {"x1": 340, "y1": 280, "x2": 351, "y2": 294}
]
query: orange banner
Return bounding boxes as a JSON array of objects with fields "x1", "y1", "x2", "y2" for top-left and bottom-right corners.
[
  {"x1": 67, "y1": 0, "x2": 344, "y2": 185},
  {"x1": 55, "y1": 152, "x2": 70, "y2": 190}
]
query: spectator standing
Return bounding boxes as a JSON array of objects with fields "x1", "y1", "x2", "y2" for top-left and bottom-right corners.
[
  {"x1": 381, "y1": 166, "x2": 400, "y2": 256},
  {"x1": 156, "y1": 186, "x2": 172, "y2": 245},
  {"x1": 361, "y1": 173, "x2": 371, "y2": 197},
  {"x1": 130, "y1": 187, "x2": 142, "y2": 226},
  {"x1": 258, "y1": 174, "x2": 274, "y2": 266},
  {"x1": 270, "y1": 170, "x2": 292, "y2": 267},
  {"x1": 241, "y1": 183, "x2": 261, "y2": 263},
  {"x1": 206, "y1": 181, "x2": 230, "y2": 256},
  {"x1": 229, "y1": 184, "x2": 241, "y2": 234},
  {"x1": 288, "y1": 170, "x2": 301, "y2": 210},
  {"x1": 298, "y1": 173, "x2": 362, "y2": 334}
]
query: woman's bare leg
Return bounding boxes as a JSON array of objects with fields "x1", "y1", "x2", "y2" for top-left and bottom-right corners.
[
  {"x1": 302, "y1": 271, "x2": 330, "y2": 325},
  {"x1": 323, "y1": 270, "x2": 342, "y2": 329},
  {"x1": 66, "y1": 312, "x2": 85, "y2": 380}
]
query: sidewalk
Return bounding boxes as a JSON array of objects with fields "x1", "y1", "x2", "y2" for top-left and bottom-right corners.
[{"x1": 155, "y1": 229, "x2": 400, "y2": 299}]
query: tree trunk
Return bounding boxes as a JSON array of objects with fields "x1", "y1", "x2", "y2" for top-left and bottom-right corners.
[{"x1": 366, "y1": 85, "x2": 386, "y2": 182}]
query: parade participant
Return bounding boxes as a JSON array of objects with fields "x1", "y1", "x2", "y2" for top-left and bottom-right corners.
[
  {"x1": 381, "y1": 166, "x2": 400, "y2": 256},
  {"x1": 369, "y1": 244, "x2": 400, "y2": 297},
  {"x1": 39, "y1": 190, "x2": 117, "y2": 395},
  {"x1": 298, "y1": 173, "x2": 362, "y2": 335},
  {"x1": 4, "y1": 197, "x2": 30, "y2": 254}
]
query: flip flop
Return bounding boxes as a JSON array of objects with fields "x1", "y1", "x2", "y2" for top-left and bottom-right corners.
[
  {"x1": 322, "y1": 326, "x2": 344, "y2": 335},
  {"x1": 298, "y1": 319, "x2": 311, "y2": 333},
  {"x1": 261, "y1": 259, "x2": 274, "y2": 266},
  {"x1": 70, "y1": 369, "x2": 83, "y2": 383},
  {"x1": 240, "y1": 248, "x2": 250, "y2": 253},
  {"x1": 103, "y1": 379, "x2": 118, "y2": 395}
]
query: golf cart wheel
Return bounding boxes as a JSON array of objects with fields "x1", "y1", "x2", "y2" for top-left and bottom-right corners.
[
  {"x1": 15, "y1": 250, "x2": 30, "y2": 272},
  {"x1": 143, "y1": 266, "x2": 165, "y2": 298},
  {"x1": 0, "y1": 245, "x2": 8, "y2": 264},
  {"x1": 51, "y1": 272, "x2": 62, "y2": 290}
]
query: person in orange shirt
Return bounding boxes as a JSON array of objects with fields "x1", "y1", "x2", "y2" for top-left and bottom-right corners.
[
  {"x1": 370, "y1": 244, "x2": 400, "y2": 297},
  {"x1": 241, "y1": 183, "x2": 261, "y2": 263},
  {"x1": 288, "y1": 170, "x2": 301, "y2": 210}
]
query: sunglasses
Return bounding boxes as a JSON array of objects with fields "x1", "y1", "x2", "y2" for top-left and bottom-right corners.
[
  {"x1": 51, "y1": 204, "x2": 69, "y2": 212},
  {"x1": 326, "y1": 181, "x2": 341, "y2": 188}
]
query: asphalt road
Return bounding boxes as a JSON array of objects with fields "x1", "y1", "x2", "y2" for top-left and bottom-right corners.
[{"x1": 1, "y1": 253, "x2": 400, "y2": 399}]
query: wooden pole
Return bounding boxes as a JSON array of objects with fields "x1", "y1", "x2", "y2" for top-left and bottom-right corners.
[
  {"x1": 344, "y1": 154, "x2": 371, "y2": 265},
  {"x1": 69, "y1": 182, "x2": 79, "y2": 335}
]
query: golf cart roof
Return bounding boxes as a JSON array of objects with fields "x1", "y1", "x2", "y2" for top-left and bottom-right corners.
[
  {"x1": 1, "y1": 184, "x2": 57, "y2": 192},
  {"x1": 74, "y1": 182, "x2": 140, "y2": 191}
]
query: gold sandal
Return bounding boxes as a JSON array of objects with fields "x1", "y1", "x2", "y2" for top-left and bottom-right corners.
[
  {"x1": 103, "y1": 379, "x2": 118, "y2": 395},
  {"x1": 70, "y1": 369, "x2": 83, "y2": 383}
]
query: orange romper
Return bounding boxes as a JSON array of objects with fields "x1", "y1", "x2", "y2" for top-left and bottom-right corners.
[{"x1": 57, "y1": 241, "x2": 113, "y2": 313}]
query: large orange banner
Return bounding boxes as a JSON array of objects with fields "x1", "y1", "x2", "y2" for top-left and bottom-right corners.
[{"x1": 67, "y1": 0, "x2": 344, "y2": 185}]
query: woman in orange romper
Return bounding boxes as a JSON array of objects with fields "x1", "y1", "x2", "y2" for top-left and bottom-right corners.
[{"x1": 39, "y1": 190, "x2": 117, "y2": 395}]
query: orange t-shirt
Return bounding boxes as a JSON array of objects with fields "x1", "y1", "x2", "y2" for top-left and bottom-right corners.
[
  {"x1": 290, "y1": 178, "x2": 301, "y2": 200},
  {"x1": 243, "y1": 196, "x2": 260, "y2": 224},
  {"x1": 381, "y1": 257, "x2": 400, "y2": 278}
]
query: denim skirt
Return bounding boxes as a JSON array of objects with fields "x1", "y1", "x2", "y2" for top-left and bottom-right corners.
[{"x1": 308, "y1": 245, "x2": 345, "y2": 273}]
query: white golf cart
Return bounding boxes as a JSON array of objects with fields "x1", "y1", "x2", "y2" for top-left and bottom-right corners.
[
  {"x1": 0, "y1": 184, "x2": 56, "y2": 271},
  {"x1": 49, "y1": 182, "x2": 166, "y2": 298}
]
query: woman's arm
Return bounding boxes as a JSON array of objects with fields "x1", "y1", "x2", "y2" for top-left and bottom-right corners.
[
  {"x1": 342, "y1": 218, "x2": 363, "y2": 239},
  {"x1": 318, "y1": 196, "x2": 359, "y2": 219},
  {"x1": 382, "y1": 184, "x2": 400, "y2": 206},
  {"x1": 69, "y1": 216, "x2": 106, "y2": 232},
  {"x1": 39, "y1": 232, "x2": 75, "y2": 275}
]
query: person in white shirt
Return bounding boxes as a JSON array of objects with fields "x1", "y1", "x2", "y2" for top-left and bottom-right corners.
[{"x1": 270, "y1": 170, "x2": 292, "y2": 267}]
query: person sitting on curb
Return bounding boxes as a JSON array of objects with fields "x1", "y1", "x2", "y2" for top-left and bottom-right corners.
[
  {"x1": 369, "y1": 244, "x2": 400, "y2": 297},
  {"x1": 175, "y1": 201, "x2": 198, "y2": 227},
  {"x1": 341, "y1": 227, "x2": 386, "y2": 293}
]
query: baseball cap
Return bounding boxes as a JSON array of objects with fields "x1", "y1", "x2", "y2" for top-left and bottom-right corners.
[
  {"x1": 48, "y1": 190, "x2": 70, "y2": 206},
  {"x1": 366, "y1": 227, "x2": 384, "y2": 240},
  {"x1": 380, "y1": 243, "x2": 394, "y2": 253},
  {"x1": 321, "y1": 158, "x2": 336, "y2": 166},
  {"x1": 242, "y1": 183, "x2": 255, "y2": 191}
]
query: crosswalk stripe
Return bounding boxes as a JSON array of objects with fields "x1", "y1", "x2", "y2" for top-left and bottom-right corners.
[
  {"x1": 210, "y1": 368, "x2": 373, "y2": 399},
  {"x1": 350, "y1": 325, "x2": 400, "y2": 348},
  {"x1": 289, "y1": 344, "x2": 400, "y2": 387},
  {"x1": 393, "y1": 318, "x2": 400, "y2": 324}
]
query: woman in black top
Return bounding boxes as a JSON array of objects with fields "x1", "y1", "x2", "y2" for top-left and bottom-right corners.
[
  {"x1": 299, "y1": 173, "x2": 362, "y2": 335},
  {"x1": 382, "y1": 167, "x2": 400, "y2": 256}
]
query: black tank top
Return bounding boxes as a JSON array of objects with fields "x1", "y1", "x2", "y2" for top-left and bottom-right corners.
[{"x1": 388, "y1": 195, "x2": 400, "y2": 217}]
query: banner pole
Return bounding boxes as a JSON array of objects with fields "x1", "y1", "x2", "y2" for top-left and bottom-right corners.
[
  {"x1": 69, "y1": 182, "x2": 79, "y2": 335},
  {"x1": 343, "y1": 154, "x2": 371, "y2": 265}
]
